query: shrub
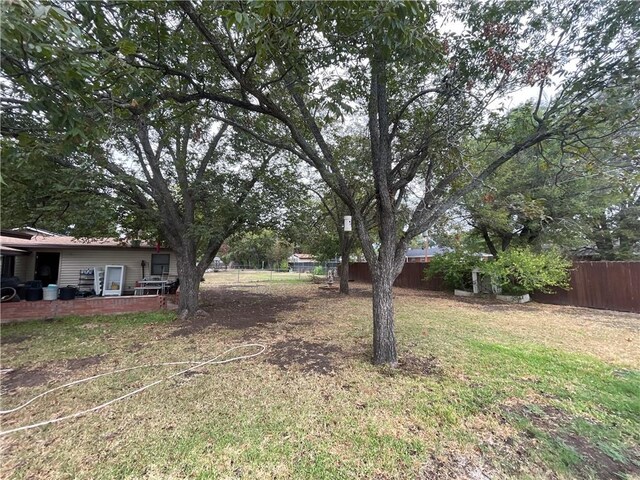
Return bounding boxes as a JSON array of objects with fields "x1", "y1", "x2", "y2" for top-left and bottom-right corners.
[
  {"x1": 480, "y1": 248, "x2": 571, "y2": 295},
  {"x1": 424, "y1": 251, "x2": 482, "y2": 291},
  {"x1": 312, "y1": 265, "x2": 326, "y2": 276}
]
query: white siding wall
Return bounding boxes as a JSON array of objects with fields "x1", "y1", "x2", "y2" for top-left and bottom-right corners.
[
  {"x1": 58, "y1": 249, "x2": 177, "y2": 291},
  {"x1": 5, "y1": 249, "x2": 178, "y2": 290},
  {"x1": 14, "y1": 253, "x2": 34, "y2": 281}
]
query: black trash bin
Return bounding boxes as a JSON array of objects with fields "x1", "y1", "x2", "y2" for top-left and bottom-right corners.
[
  {"x1": 25, "y1": 287, "x2": 43, "y2": 301},
  {"x1": 59, "y1": 286, "x2": 77, "y2": 300},
  {"x1": 16, "y1": 284, "x2": 26, "y2": 300}
]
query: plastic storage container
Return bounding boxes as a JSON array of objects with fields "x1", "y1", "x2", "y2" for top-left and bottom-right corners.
[{"x1": 43, "y1": 284, "x2": 58, "y2": 301}]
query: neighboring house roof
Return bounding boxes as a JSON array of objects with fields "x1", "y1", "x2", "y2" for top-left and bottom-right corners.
[
  {"x1": 12, "y1": 227, "x2": 60, "y2": 237},
  {"x1": 0, "y1": 229, "x2": 33, "y2": 240},
  {"x1": 288, "y1": 253, "x2": 316, "y2": 262},
  {"x1": 405, "y1": 247, "x2": 449, "y2": 258},
  {"x1": 0, "y1": 234, "x2": 167, "y2": 251},
  {"x1": 571, "y1": 246, "x2": 601, "y2": 259}
]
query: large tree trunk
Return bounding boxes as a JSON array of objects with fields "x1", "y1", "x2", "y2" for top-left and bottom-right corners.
[
  {"x1": 339, "y1": 254, "x2": 350, "y2": 294},
  {"x1": 371, "y1": 270, "x2": 397, "y2": 365},
  {"x1": 366, "y1": 50, "x2": 400, "y2": 366},
  {"x1": 176, "y1": 245, "x2": 201, "y2": 319}
]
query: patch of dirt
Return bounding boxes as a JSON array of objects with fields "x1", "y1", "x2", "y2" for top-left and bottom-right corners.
[
  {"x1": 379, "y1": 354, "x2": 442, "y2": 378},
  {"x1": 0, "y1": 335, "x2": 31, "y2": 345},
  {"x1": 506, "y1": 404, "x2": 571, "y2": 431},
  {"x1": 127, "y1": 342, "x2": 144, "y2": 352},
  {"x1": 505, "y1": 403, "x2": 639, "y2": 479},
  {"x1": 398, "y1": 354, "x2": 442, "y2": 377},
  {"x1": 564, "y1": 434, "x2": 637, "y2": 479},
  {"x1": 344, "y1": 288, "x2": 374, "y2": 298},
  {"x1": 266, "y1": 337, "x2": 344, "y2": 374},
  {"x1": 171, "y1": 370, "x2": 208, "y2": 386},
  {"x1": 459, "y1": 414, "x2": 559, "y2": 479},
  {"x1": 65, "y1": 355, "x2": 105, "y2": 371},
  {"x1": 1, "y1": 367, "x2": 52, "y2": 393},
  {"x1": 419, "y1": 451, "x2": 496, "y2": 479},
  {"x1": 169, "y1": 288, "x2": 308, "y2": 336},
  {"x1": 1, "y1": 355, "x2": 106, "y2": 393}
]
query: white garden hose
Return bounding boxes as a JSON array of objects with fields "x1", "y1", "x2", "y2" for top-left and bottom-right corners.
[{"x1": 0, "y1": 343, "x2": 266, "y2": 436}]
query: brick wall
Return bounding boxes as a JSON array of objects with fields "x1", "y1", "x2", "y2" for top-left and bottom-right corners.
[{"x1": 0, "y1": 296, "x2": 167, "y2": 324}]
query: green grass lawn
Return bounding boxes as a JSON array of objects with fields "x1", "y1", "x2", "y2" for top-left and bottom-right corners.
[
  {"x1": 203, "y1": 269, "x2": 311, "y2": 286},
  {"x1": 1, "y1": 283, "x2": 638, "y2": 479}
]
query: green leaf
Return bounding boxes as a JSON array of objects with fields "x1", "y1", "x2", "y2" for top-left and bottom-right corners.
[
  {"x1": 117, "y1": 39, "x2": 137, "y2": 55},
  {"x1": 33, "y1": 5, "x2": 50, "y2": 19}
]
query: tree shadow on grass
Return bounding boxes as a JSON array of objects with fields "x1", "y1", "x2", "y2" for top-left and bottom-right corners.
[{"x1": 169, "y1": 288, "x2": 309, "y2": 336}]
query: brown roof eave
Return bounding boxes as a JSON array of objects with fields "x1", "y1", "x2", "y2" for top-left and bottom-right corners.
[
  {"x1": 21, "y1": 245, "x2": 172, "y2": 251},
  {"x1": 0, "y1": 229, "x2": 33, "y2": 240},
  {"x1": 0, "y1": 246, "x2": 30, "y2": 256}
]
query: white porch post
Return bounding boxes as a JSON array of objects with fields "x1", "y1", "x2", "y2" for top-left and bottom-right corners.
[{"x1": 472, "y1": 268, "x2": 480, "y2": 294}]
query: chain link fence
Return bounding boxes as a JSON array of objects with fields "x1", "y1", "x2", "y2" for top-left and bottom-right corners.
[{"x1": 203, "y1": 263, "x2": 339, "y2": 286}]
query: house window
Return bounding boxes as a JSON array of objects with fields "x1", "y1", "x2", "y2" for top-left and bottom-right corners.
[{"x1": 151, "y1": 254, "x2": 170, "y2": 276}]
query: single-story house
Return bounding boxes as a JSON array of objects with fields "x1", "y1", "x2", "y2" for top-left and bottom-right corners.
[
  {"x1": 571, "y1": 246, "x2": 601, "y2": 261},
  {"x1": 286, "y1": 254, "x2": 341, "y2": 273},
  {"x1": 0, "y1": 230, "x2": 177, "y2": 294},
  {"x1": 405, "y1": 247, "x2": 494, "y2": 263},
  {"x1": 288, "y1": 253, "x2": 318, "y2": 273},
  {"x1": 404, "y1": 246, "x2": 449, "y2": 263}
]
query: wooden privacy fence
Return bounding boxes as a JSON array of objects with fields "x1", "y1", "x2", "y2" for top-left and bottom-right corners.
[
  {"x1": 348, "y1": 261, "x2": 640, "y2": 314},
  {"x1": 348, "y1": 262, "x2": 446, "y2": 291},
  {"x1": 530, "y1": 261, "x2": 640, "y2": 313}
]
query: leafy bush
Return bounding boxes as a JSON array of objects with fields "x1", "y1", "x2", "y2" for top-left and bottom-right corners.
[
  {"x1": 424, "y1": 251, "x2": 482, "y2": 291},
  {"x1": 480, "y1": 248, "x2": 571, "y2": 295},
  {"x1": 312, "y1": 265, "x2": 326, "y2": 276}
]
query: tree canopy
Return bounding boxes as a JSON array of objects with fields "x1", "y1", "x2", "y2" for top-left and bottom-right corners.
[
  {"x1": 1, "y1": 0, "x2": 637, "y2": 363},
  {"x1": 457, "y1": 104, "x2": 640, "y2": 259}
]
